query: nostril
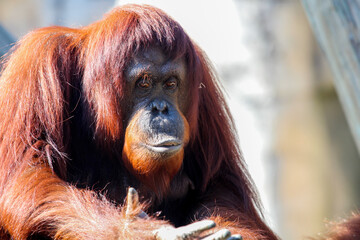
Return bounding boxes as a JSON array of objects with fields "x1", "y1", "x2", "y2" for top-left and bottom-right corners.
[
  {"x1": 150, "y1": 102, "x2": 157, "y2": 112},
  {"x1": 150, "y1": 100, "x2": 169, "y2": 114}
]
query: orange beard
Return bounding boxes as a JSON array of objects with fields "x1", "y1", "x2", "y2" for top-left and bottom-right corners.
[{"x1": 122, "y1": 110, "x2": 189, "y2": 197}]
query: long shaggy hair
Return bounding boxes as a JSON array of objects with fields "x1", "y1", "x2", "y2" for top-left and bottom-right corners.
[{"x1": 0, "y1": 5, "x2": 276, "y2": 239}]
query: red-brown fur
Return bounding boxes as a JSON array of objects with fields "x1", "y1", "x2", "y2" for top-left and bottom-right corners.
[
  {"x1": 319, "y1": 214, "x2": 360, "y2": 240},
  {"x1": 0, "y1": 4, "x2": 277, "y2": 240}
]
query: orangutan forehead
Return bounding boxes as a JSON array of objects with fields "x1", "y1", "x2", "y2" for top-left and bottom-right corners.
[{"x1": 125, "y1": 47, "x2": 187, "y2": 81}]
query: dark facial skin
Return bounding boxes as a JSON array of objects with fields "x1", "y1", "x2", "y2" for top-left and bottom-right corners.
[{"x1": 123, "y1": 47, "x2": 188, "y2": 157}]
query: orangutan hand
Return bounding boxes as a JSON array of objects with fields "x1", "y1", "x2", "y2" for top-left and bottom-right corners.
[
  {"x1": 153, "y1": 220, "x2": 242, "y2": 240},
  {"x1": 125, "y1": 187, "x2": 242, "y2": 240}
]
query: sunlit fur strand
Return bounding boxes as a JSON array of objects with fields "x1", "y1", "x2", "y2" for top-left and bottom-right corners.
[{"x1": 318, "y1": 213, "x2": 360, "y2": 240}]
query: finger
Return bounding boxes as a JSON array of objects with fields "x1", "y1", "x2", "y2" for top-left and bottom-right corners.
[
  {"x1": 125, "y1": 187, "x2": 139, "y2": 217},
  {"x1": 202, "y1": 229, "x2": 231, "y2": 240},
  {"x1": 227, "y1": 235, "x2": 243, "y2": 240},
  {"x1": 153, "y1": 226, "x2": 176, "y2": 240},
  {"x1": 176, "y1": 220, "x2": 216, "y2": 237}
]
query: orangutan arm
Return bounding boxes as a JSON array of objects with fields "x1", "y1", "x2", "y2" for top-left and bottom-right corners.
[
  {"x1": 0, "y1": 142, "x2": 168, "y2": 240},
  {"x1": 0, "y1": 142, "x2": 236, "y2": 240}
]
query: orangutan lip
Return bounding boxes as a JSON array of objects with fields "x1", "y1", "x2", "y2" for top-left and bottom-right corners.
[{"x1": 144, "y1": 140, "x2": 182, "y2": 153}]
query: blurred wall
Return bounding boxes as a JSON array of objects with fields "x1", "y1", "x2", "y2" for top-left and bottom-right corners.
[
  {"x1": 0, "y1": 0, "x2": 115, "y2": 38},
  {"x1": 270, "y1": 1, "x2": 360, "y2": 238},
  {"x1": 233, "y1": 1, "x2": 360, "y2": 238},
  {"x1": 0, "y1": 0, "x2": 359, "y2": 239}
]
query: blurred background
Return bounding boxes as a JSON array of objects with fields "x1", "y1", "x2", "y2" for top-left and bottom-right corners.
[{"x1": 1, "y1": 0, "x2": 359, "y2": 239}]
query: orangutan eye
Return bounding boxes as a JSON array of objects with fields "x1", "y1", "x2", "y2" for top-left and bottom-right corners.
[
  {"x1": 136, "y1": 75, "x2": 152, "y2": 89},
  {"x1": 164, "y1": 78, "x2": 177, "y2": 90}
]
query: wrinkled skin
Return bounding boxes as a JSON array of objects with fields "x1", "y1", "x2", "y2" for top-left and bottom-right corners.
[{"x1": 122, "y1": 47, "x2": 190, "y2": 195}]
